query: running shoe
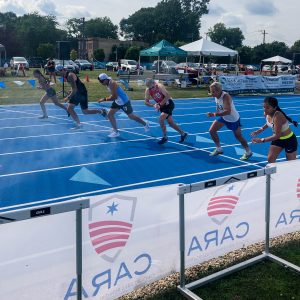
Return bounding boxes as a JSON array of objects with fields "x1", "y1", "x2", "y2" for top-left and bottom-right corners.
[
  {"x1": 158, "y1": 137, "x2": 168, "y2": 144},
  {"x1": 178, "y1": 132, "x2": 188, "y2": 143},
  {"x1": 100, "y1": 108, "x2": 108, "y2": 119},
  {"x1": 240, "y1": 151, "x2": 253, "y2": 161},
  {"x1": 70, "y1": 124, "x2": 83, "y2": 131},
  {"x1": 108, "y1": 130, "x2": 120, "y2": 138},
  {"x1": 144, "y1": 121, "x2": 150, "y2": 132},
  {"x1": 38, "y1": 115, "x2": 48, "y2": 119},
  {"x1": 209, "y1": 148, "x2": 224, "y2": 156}
]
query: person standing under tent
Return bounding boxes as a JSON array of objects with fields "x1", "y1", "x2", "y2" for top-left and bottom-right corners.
[
  {"x1": 251, "y1": 96, "x2": 298, "y2": 163},
  {"x1": 33, "y1": 69, "x2": 68, "y2": 119},
  {"x1": 61, "y1": 69, "x2": 107, "y2": 130},
  {"x1": 206, "y1": 82, "x2": 252, "y2": 160},
  {"x1": 97, "y1": 73, "x2": 149, "y2": 138},
  {"x1": 144, "y1": 78, "x2": 188, "y2": 145}
]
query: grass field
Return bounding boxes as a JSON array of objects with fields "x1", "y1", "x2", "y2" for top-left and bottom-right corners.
[{"x1": 0, "y1": 68, "x2": 210, "y2": 105}]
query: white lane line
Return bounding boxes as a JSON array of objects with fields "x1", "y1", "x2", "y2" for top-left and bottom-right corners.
[{"x1": 2, "y1": 160, "x2": 268, "y2": 212}]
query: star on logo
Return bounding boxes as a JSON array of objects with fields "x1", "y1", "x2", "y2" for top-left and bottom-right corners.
[
  {"x1": 107, "y1": 202, "x2": 119, "y2": 215},
  {"x1": 227, "y1": 184, "x2": 234, "y2": 192}
]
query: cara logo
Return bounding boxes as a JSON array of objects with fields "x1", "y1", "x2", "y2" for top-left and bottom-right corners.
[
  {"x1": 207, "y1": 180, "x2": 247, "y2": 225},
  {"x1": 88, "y1": 194, "x2": 137, "y2": 262}
]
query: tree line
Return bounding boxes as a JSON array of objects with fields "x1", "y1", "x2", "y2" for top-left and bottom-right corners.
[{"x1": 0, "y1": 0, "x2": 299, "y2": 64}]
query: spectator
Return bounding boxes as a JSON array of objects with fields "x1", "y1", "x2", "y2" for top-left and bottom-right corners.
[{"x1": 46, "y1": 58, "x2": 56, "y2": 83}]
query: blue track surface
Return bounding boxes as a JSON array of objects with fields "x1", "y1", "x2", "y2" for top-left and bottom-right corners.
[{"x1": 0, "y1": 95, "x2": 299, "y2": 212}]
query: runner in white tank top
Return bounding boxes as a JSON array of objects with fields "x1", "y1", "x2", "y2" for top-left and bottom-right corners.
[{"x1": 206, "y1": 82, "x2": 252, "y2": 160}]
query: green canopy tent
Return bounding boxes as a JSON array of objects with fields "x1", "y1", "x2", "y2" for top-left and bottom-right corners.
[{"x1": 139, "y1": 39, "x2": 187, "y2": 73}]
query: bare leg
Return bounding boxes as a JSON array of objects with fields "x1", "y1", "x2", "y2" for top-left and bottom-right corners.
[
  {"x1": 40, "y1": 93, "x2": 49, "y2": 117},
  {"x1": 51, "y1": 95, "x2": 67, "y2": 111},
  {"x1": 167, "y1": 116, "x2": 184, "y2": 134},
  {"x1": 67, "y1": 103, "x2": 80, "y2": 125},
  {"x1": 209, "y1": 120, "x2": 224, "y2": 147},
  {"x1": 268, "y1": 145, "x2": 283, "y2": 163},
  {"x1": 286, "y1": 151, "x2": 297, "y2": 161},
  {"x1": 233, "y1": 127, "x2": 251, "y2": 152},
  {"x1": 159, "y1": 113, "x2": 168, "y2": 136},
  {"x1": 107, "y1": 108, "x2": 119, "y2": 131},
  {"x1": 128, "y1": 113, "x2": 146, "y2": 126}
]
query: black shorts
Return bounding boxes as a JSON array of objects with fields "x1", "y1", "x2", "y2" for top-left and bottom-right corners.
[
  {"x1": 160, "y1": 99, "x2": 174, "y2": 118},
  {"x1": 46, "y1": 87, "x2": 56, "y2": 97},
  {"x1": 271, "y1": 133, "x2": 298, "y2": 153},
  {"x1": 69, "y1": 92, "x2": 88, "y2": 110},
  {"x1": 111, "y1": 101, "x2": 133, "y2": 115}
]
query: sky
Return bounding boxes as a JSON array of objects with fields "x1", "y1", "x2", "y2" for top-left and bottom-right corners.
[{"x1": 0, "y1": 0, "x2": 298, "y2": 47}]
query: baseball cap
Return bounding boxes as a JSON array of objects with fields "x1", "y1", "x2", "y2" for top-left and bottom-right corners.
[{"x1": 98, "y1": 73, "x2": 111, "y2": 81}]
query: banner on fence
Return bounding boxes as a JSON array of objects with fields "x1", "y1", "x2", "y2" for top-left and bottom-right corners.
[
  {"x1": 0, "y1": 160, "x2": 299, "y2": 300},
  {"x1": 219, "y1": 75, "x2": 297, "y2": 94}
]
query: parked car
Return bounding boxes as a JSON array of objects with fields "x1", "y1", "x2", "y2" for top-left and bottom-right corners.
[
  {"x1": 66, "y1": 60, "x2": 80, "y2": 74},
  {"x1": 152, "y1": 60, "x2": 177, "y2": 74},
  {"x1": 274, "y1": 64, "x2": 292, "y2": 74},
  {"x1": 120, "y1": 59, "x2": 144, "y2": 74},
  {"x1": 44, "y1": 59, "x2": 77, "y2": 75},
  {"x1": 262, "y1": 65, "x2": 271, "y2": 72},
  {"x1": 74, "y1": 59, "x2": 93, "y2": 70},
  {"x1": 93, "y1": 61, "x2": 106, "y2": 69},
  {"x1": 105, "y1": 61, "x2": 119, "y2": 71},
  {"x1": 10, "y1": 57, "x2": 29, "y2": 70},
  {"x1": 176, "y1": 62, "x2": 202, "y2": 76}
]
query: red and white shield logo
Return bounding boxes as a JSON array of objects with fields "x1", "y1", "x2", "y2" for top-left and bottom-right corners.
[
  {"x1": 88, "y1": 194, "x2": 137, "y2": 263},
  {"x1": 207, "y1": 181, "x2": 247, "y2": 225}
]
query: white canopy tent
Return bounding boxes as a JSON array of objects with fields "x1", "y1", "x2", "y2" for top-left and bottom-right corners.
[
  {"x1": 180, "y1": 38, "x2": 238, "y2": 57},
  {"x1": 262, "y1": 55, "x2": 292, "y2": 64}
]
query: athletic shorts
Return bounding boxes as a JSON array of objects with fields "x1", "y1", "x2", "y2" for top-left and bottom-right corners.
[
  {"x1": 160, "y1": 99, "x2": 174, "y2": 118},
  {"x1": 69, "y1": 92, "x2": 88, "y2": 110},
  {"x1": 271, "y1": 133, "x2": 298, "y2": 153},
  {"x1": 46, "y1": 87, "x2": 56, "y2": 97},
  {"x1": 111, "y1": 100, "x2": 133, "y2": 115},
  {"x1": 217, "y1": 117, "x2": 241, "y2": 131}
]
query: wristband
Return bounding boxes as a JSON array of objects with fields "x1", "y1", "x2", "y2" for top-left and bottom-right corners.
[{"x1": 261, "y1": 138, "x2": 265, "y2": 143}]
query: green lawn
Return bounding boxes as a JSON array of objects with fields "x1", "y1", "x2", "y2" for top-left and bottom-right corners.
[{"x1": 0, "y1": 68, "x2": 210, "y2": 105}]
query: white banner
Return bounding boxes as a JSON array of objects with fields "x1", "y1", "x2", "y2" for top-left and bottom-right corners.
[
  {"x1": 219, "y1": 75, "x2": 297, "y2": 94},
  {"x1": 0, "y1": 161, "x2": 299, "y2": 299}
]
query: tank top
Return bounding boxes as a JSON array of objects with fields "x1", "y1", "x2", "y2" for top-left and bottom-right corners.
[
  {"x1": 149, "y1": 85, "x2": 169, "y2": 104},
  {"x1": 107, "y1": 80, "x2": 129, "y2": 106},
  {"x1": 215, "y1": 91, "x2": 239, "y2": 122},
  {"x1": 266, "y1": 111, "x2": 289, "y2": 132},
  {"x1": 75, "y1": 75, "x2": 87, "y2": 94}
]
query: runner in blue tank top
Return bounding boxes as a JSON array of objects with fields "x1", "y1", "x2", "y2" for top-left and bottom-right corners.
[
  {"x1": 98, "y1": 73, "x2": 149, "y2": 138},
  {"x1": 207, "y1": 82, "x2": 252, "y2": 160}
]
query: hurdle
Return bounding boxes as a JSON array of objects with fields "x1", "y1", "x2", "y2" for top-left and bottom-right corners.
[
  {"x1": 0, "y1": 198, "x2": 90, "y2": 300},
  {"x1": 177, "y1": 166, "x2": 300, "y2": 300}
]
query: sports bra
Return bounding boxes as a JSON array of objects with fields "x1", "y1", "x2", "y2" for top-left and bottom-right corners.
[{"x1": 266, "y1": 111, "x2": 289, "y2": 132}]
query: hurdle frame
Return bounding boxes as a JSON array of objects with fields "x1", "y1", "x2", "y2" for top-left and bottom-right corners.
[
  {"x1": 177, "y1": 166, "x2": 300, "y2": 300},
  {"x1": 0, "y1": 197, "x2": 90, "y2": 300}
]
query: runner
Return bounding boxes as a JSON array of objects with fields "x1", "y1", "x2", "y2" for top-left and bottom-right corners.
[{"x1": 144, "y1": 78, "x2": 187, "y2": 144}]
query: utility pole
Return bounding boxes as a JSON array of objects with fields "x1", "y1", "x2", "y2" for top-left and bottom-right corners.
[
  {"x1": 81, "y1": 17, "x2": 85, "y2": 59},
  {"x1": 260, "y1": 29, "x2": 268, "y2": 44}
]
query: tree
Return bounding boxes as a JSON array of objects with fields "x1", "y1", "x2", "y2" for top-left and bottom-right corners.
[
  {"x1": 70, "y1": 49, "x2": 77, "y2": 61},
  {"x1": 93, "y1": 49, "x2": 105, "y2": 61},
  {"x1": 237, "y1": 45, "x2": 253, "y2": 64},
  {"x1": 120, "y1": 0, "x2": 209, "y2": 44},
  {"x1": 37, "y1": 43, "x2": 55, "y2": 59},
  {"x1": 252, "y1": 42, "x2": 288, "y2": 63},
  {"x1": 85, "y1": 17, "x2": 118, "y2": 39},
  {"x1": 125, "y1": 46, "x2": 140, "y2": 61},
  {"x1": 65, "y1": 18, "x2": 84, "y2": 38},
  {"x1": 16, "y1": 12, "x2": 67, "y2": 57},
  {"x1": 208, "y1": 23, "x2": 244, "y2": 49}
]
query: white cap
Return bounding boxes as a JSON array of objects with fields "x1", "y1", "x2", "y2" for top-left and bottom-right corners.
[{"x1": 98, "y1": 73, "x2": 111, "y2": 81}]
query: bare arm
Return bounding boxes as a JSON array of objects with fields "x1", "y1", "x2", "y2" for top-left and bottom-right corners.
[
  {"x1": 144, "y1": 88, "x2": 154, "y2": 107},
  {"x1": 105, "y1": 80, "x2": 118, "y2": 101}
]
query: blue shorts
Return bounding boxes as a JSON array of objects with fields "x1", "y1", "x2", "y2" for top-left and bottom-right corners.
[{"x1": 217, "y1": 117, "x2": 241, "y2": 131}]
